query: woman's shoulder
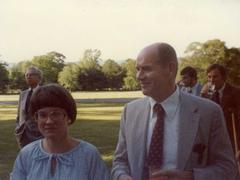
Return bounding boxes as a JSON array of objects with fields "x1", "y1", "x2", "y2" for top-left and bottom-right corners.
[
  {"x1": 20, "y1": 139, "x2": 41, "y2": 154},
  {"x1": 15, "y1": 139, "x2": 42, "y2": 167},
  {"x1": 78, "y1": 140, "x2": 99, "y2": 154}
]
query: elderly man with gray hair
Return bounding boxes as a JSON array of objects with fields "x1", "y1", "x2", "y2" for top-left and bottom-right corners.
[{"x1": 15, "y1": 66, "x2": 44, "y2": 148}]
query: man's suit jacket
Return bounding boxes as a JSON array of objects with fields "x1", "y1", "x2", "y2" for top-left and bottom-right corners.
[
  {"x1": 112, "y1": 92, "x2": 237, "y2": 180},
  {"x1": 216, "y1": 83, "x2": 240, "y2": 152},
  {"x1": 15, "y1": 88, "x2": 42, "y2": 147}
]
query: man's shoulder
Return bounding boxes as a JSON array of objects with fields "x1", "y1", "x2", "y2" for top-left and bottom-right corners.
[
  {"x1": 223, "y1": 83, "x2": 240, "y2": 99},
  {"x1": 21, "y1": 88, "x2": 29, "y2": 94},
  {"x1": 181, "y1": 91, "x2": 220, "y2": 110},
  {"x1": 224, "y1": 83, "x2": 240, "y2": 91},
  {"x1": 126, "y1": 97, "x2": 149, "y2": 106}
]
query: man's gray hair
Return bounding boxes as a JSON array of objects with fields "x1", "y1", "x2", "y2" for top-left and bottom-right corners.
[{"x1": 26, "y1": 66, "x2": 43, "y2": 79}]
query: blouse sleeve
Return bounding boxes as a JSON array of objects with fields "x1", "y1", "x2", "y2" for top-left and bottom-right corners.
[
  {"x1": 10, "y1": 150, "x2": 28, "y2": 180},
  {"x1": 87, "y1": 146, "x2": 110, "y2": 180}
]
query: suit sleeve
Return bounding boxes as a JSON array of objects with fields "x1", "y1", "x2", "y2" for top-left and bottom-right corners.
[
  {"x1": 16, "y1": 91, "x2": 22, "y2": 127},
  {"x1": 111, "y1": 105, "x2": 131, "y2": 180},
  {"x1": 193, "y1": 105, "x2": 237, "y2": 180}
]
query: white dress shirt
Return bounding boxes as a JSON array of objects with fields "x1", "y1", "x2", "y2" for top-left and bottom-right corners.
[
  {"x1": 181, "y1": 82, "x2": 201, "y2": 96},
  {"x1": 147, "y1": 87, "x2": 180, "y2": 170}
]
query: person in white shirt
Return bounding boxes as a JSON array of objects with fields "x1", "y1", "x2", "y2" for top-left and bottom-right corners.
[
  {"x1": 180, "y1": 66, "x2": 202, "y2": 96},
  {"x1": 111, "y1": 43, "x2": 237, "y2": 180}
]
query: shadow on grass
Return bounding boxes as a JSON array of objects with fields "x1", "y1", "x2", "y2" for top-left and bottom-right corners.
[
  {"x1": 0, "y1": 120, "x2": 19, "y2": 180},
  {"x1": 78, "y1": 110, "x2": 121, "y2": 117},
  {"x1": 0, "y1": 119, "x2": 120, "y2": 179},
  {"x1": 77, "y1": 102, "x2": 125, "y2": 108}
]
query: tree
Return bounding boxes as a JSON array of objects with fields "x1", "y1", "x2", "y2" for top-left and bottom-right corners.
[
  {"x1": 79, "y1": 49, "x2": 101, "y2": 70},
  {"x1": 58, "y1": 63, "x2": 81, "y2": 91},
  {"x1": 102, "y1": 59, "x2": 125, "y2": 90},
  {"x1": 0, "y1": 61, "x2": 9, "y2": 93},
  {"x1": 8, "y1": 61, "x2": 32, "y2": 90},
  {"x1": 32, "y1": 51, "x2": 65, "y2": 84},
  {"x1": 78, "y1": 68, "x2": 106, "y2": 90},
  {"x1": 78, "y1": 49, "x2": 107, "y2": 90},
  {"x1": 180, "y1": 39, "x2": 240, "y2": 85},
  {"x1": 121, "y1": 59, "x2": 140, "y2": 90},
  {"x1": 224, "y1": 47, "x2": 240, "y2": 85}
]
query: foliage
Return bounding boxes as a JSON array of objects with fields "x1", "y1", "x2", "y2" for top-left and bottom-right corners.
[
  {"x1": 78, "y1": 68, "x2": 107, "y2": 90},
  {"x1": 79, "y1": 49, "x2": 101, "y2": 70},
  {"x1": 0, "y1": 61, "x2": 9, "y2": 93},
  {"x1": 8, "y1": 61, "x2": 32, "y2": 91},
  {"x1": 78, "y1": 49, "x2": 107, "y2": 90},
  {"x1": 180, "y1": 39, "x2": 240, "y2": 85},
  {"x1": 58, "y1": 63, "x2": 81, "y2": 91},
  {"x1": 123, "y1": 76, "x2": 140, "y2": 90},
  {"x1": 121, "y1": 59, "x2": 140, "y2": 90},
  {"x1": 102, "y1": 59, "x2": 125, "y2": 90},
  {"x1": 8, "y1": 52, "x2": 65, "y2": 91},
  {"x1": 32, "y1": 51, "x2": 65, "y2": 84}
]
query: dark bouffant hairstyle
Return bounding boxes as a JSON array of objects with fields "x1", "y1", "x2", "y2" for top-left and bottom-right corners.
[
  {"x1": 30, "y1": 83, "x2": 77, "y2": 124},
  {"x1": 180, "y1": 66, "x2": 197, "y2": 80}
]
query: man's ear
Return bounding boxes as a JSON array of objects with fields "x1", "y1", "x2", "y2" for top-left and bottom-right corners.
[{"x1": 168, "y1": 61, "x2": 177, "y2": 75}]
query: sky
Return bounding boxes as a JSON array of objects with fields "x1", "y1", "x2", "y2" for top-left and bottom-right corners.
[{"x1": 0, "y1": 0, "x2": 240, "y2": 64}]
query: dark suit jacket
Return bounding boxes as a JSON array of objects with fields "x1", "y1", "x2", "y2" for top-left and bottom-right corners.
[
  {"x1": 15, "y1": 88, "x2": 43, "y2": 148},
  {"x1": 112, "y1": 92, "x2": 237, "y2": 180},
  {"x1": 209, "y1": 83, "x2": 240, "y2": 152}
]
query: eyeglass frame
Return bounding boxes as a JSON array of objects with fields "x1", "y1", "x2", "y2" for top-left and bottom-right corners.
[{"x1": 34, "y1": 109, "x2": 67, "y2": 122}]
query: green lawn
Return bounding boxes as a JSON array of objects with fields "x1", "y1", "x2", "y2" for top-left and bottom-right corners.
[
  {"x1": 0, "y1": 91, "x2": 143, "y2": 102},
  {"x1": 0, "y1": 102, "x2": 125, "y2": 180}
]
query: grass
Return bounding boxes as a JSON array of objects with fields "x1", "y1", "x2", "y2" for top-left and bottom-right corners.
[
  {"x1": 0, "y1": 91, "x2": 143, "y2": 102},
  {"x1": 0, "y1": 102, "x2": 125, "y2": 180}
]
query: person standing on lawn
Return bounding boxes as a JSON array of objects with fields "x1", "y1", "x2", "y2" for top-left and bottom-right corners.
[
  {"x1": 11, "y1": 83, "x2": 109, "y2": 180},
  {"x1": 111, "y1": 42, "x2": 237, "y2": 180},
  {"x1": 15, "y1": 66, "x2": 43, "y2": 148}
]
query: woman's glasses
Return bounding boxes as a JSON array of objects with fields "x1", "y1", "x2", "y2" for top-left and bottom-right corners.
[{"x1": 35, "y1": 110, "x2": 66, "y2": 122}]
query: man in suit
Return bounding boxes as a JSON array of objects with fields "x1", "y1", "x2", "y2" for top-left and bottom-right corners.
[
  {"x1": 201, "y1": 64, "x2": 240, "y2": 158},
  {"x1": 180, "y1": 66, "x2": 202, "y2": 96},
  {"x1": 15, "y1": 66, "x2": 43, "y2": 148},
  {"x1": 112, "y1": 43, "x2": 237, "y2": 180}
]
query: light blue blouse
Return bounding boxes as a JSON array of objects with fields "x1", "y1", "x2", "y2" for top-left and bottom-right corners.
[{"x1": 11, "y1": 139, "x2": 109, "y2": 180}]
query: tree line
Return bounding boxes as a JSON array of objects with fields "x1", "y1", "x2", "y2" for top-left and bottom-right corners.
[
  {"x1": 0, "y1": 50, "x2": 139, "y2": 93},
  {"x1": 0, "y1": 39, "x2": 239, "y2": 93}
]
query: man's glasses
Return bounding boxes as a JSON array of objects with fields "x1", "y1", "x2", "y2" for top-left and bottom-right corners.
[{"x1": 35, "y1": 110, "x2": 66, "y2": 122}]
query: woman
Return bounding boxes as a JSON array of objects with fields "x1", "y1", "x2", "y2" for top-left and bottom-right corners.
[{"x1": 11, "y1": 84, "x2": 109, "y2": 180}]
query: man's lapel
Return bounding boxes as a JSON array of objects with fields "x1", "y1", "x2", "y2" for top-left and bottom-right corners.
[
  {"x1": 133, "y1": 98, "x2": 151, "y2": 169},
  {"x1": 177, "y1": 93, "x2": 200, "y2": 169},
  {"x1": 21, "y1": 90, "x2": 29, "y2": 110},
  {"x1": 221, "y1": 83, "x2": 232, "y2": 107}
]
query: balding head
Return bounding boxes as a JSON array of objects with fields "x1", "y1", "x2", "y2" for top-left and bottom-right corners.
[
  {"x1": 136, "y1": 42, "x2": 178, "y2": 102},
  {"x1": 138, "y1": 42, "x2": 178, "y2": 76}
]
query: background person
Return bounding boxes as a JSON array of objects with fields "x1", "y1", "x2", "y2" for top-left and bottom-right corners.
[
  {"x1": 15, "y1": 66, "x2": 43, "y2": 148},
  {"x1": 11, "y1": 84, "x2": 109, "y2": 180},
  {"x1": 201, "y1": 63, "x2": 240, "y2": 158},
  {"x1": 111, "y1": 43, "x2": 237, "y2": 180},
  {"x1": 180, "y1": 66, "x2": 202, "y2": 96}
]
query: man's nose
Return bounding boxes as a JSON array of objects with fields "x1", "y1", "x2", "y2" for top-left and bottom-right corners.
[
  {"x1": 208, "y1": 76, "x2": 213, "y2": 83},
  {"x1": 136, "y1": 70, "x2": 144, "y2": 80}
]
